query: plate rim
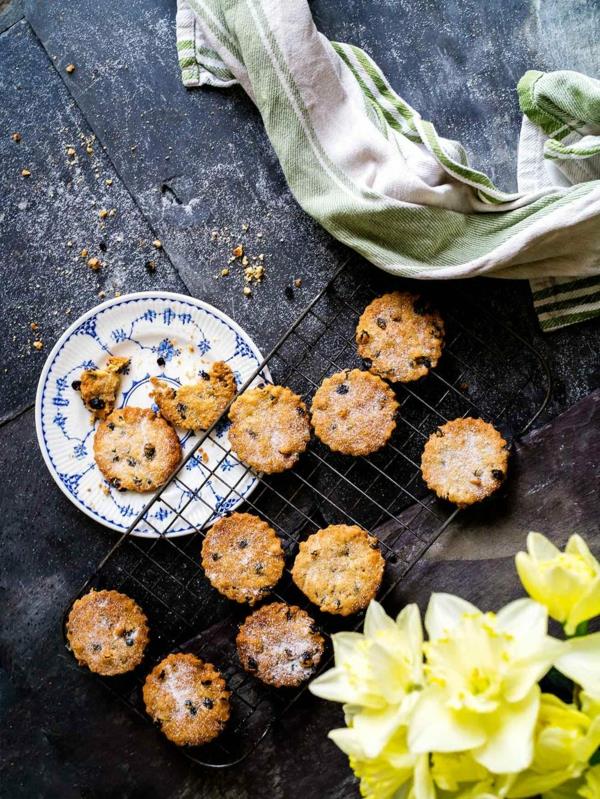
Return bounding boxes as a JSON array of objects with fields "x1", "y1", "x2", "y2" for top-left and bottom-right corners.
[{"x1": 35, "y1": 290, "x2": 269, "y2": 536}]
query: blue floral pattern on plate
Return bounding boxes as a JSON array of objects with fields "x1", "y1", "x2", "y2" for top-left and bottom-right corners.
[{"x1": 35, "y1": 292, "x2": 270, "y2": 537}]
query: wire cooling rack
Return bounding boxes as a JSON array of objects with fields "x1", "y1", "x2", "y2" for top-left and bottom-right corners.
[{"x1": 64, "y1": 258, "x2": 552, "y2": 768}]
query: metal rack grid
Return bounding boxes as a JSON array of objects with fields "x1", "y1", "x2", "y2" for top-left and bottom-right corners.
[{"x1": 64, "y1": 258, "x2": 552, "y2": 768}]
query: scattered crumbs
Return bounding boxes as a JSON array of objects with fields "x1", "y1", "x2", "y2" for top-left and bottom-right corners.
[
  {"x1": 66, "y1": 147, "x2": 76, "y2": 157},
  {"x1": 459, "y1": 382, "x2": 469, "y2": 392},
  {"x1": 65, "y1": 63, "x2": 76, "y2": 74},
  {"x1": 21, "y1": 168, "x2": 31, "y2": 177},
  {"x1": 98, "y1": 209, "x2": 109, "y2": 219},
  {"x1": 98, "y1": 291, "x2": 106, "y2": 299},
  {"x1": 202, "y1": 450, "x2": 209, "y2": 463},
  {"x1": 30, "y1": 322, "x2": 39, "y2": 330},
  {"x1": 32, "y1": 340, "x2": 43, "y2": 350},
  {"x1": 87, "y1": 257, "x2": 101, "y2": 271},
  {"x1": 241, "y1": 223, "x2": 249, "y2": 232},
  {"x1": 294, "y1": 278, "x2": 302, "y2": 288},
  {"x1": 256, "y1": 232, "x2": 263, "y2": 239},
  {"x1": 11, "y1": 132, "x2": 21, "y2": 143},
  {"x1": 101, "y1": 484, "x2": 111, "y2": 496},
  {"x1": 232, "y1": 245, "x2": 244, "y2": 258},
  {"x1": 105, "y1": 178, "x2": 113, "y2": 186},
  {"x1": 66, "y1": 240, "x2": 73, "y2": 248},
  {"x1": 241, "y1": 255, "x2": 249, "y2": 266},
  {"x1": 244, "y1": 264, "x2": 264, "y2": 283},
  {"x1": 65, "y1": 308, "x2": 72, "y2": 315},
  {"x1": 221, "y1": 268, "x2": 230, "y2": 277},
  {"x1": 114, "y1": 290, "x2": 122, "y2": 297},
  {"x1": 86, "y1": 145, "x2": 94, "y2": 155},
  {"x1": 152, "y1": 239, "x2": 162, "y2": 249},
  {"x1": 80, "y1": 248, "x2": 88, "y2": 258},
  {"x1": 243, "y1": 286, "x2": 252, "y2": 297},
  {"x1": 145, "y1": 259, "x2": 156, "y2": 272},
  {"x1": 211, "y1": 230, "x2": 219, "y2": 240}
]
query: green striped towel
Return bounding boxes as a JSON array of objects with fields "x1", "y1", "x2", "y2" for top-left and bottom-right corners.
[{"x1": 176, "y1": 0, "x2": 600, "y2": 331}]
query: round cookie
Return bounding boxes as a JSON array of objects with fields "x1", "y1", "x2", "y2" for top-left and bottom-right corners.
[
  {"x1": 201, "y1": 512, "x2": 285, "y2": 605},
  {"x1": 310, "y1": 370, "x2": 398, "y2": 456},
  {"x1": 356, "y1": 291, "x2": 444, "y2": 382},
  {"x1": 94, "y1": 406, "x2": 182, "y2": 492},
  {"x1": 66, "y1": 589, "x2": 149, "y2": 676},
  {"x1": 420, "y1": 417, "x2": 509, "y2": 506},
  {"x1": 150, "y1": 360, "x2": 236, "y2": 431},
  {"x1": 143, "y1": 653, "x2": 230, "y2": 746},
  {"x1": 236, "y1": 602, "x2": 325, "y2": 687},
  {"x1": 228, "y1": 384, "x2": 310, "y2": 473},
  {"x1": 291, "y1": 525, "x2": 385, "y2": 615}
]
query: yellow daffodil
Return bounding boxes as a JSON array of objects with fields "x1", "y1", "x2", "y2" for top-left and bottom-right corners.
[
  {"x1": 554, "y1": 631, "x2": 600, "y2": 699},
  {"x1": 543, "y1": 764, "x2": 600, "y2": 799},
  {"x1": 310, "y1": 601, "x2": 424, "y2": 757},
  {"x1": 506, "y1": 693, "x2": 600, "y2": 797},
  {"x1": 515, "y1": 533, "x2": 600, "y2": 635},
  {"x1": 408, "y1": 594, "x2": 563, "y2": 774},
  {"x1": 329, "y1": 725, "x2": 434, "y2": 799}
]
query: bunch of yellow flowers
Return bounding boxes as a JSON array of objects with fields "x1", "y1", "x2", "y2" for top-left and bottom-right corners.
[{"x1": 310, "y1": 532, "x2": 600, "y2": 799}]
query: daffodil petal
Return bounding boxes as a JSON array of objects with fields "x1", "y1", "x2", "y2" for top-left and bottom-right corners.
[
  {"x1": 568, "y1": 576, "x2": 600, "y2": 630},
  {"x1": 408, "y1": 687, "x2": 486, "y2": 754},
  {"x1": 496, "y1": 598, "x2": 548, "y2": 654},
  {"x1": 565, "y1": 534, "x2": 596, "y2": 566},
  {"x1": 328, "y1": 726, "x2": 365, "y2": 758},
  {"x1": 331, "y1": 631, "x2": 365, "y2": 663},
  {"x1": 413, "y1": 753, "x2": 436, "y2": 799},
  {"x1": 554, "y1": 632, "x2": 600, "y2": 694},
  {"x1": 309, "y1": 666, "x2": 354, "y2": 703},
  {"x1": 364, "y1": 601, "x2": 397, "y2": 638},
  {"x1": 425, "y1": 592, "x2": 479, "y2": 640},
  {"x1": 527, "y1": 531, "x2": 561, "y2": 561},
  {"x1": 473, "y1": 688, "x2": 539, "y2": 774},
  {"x1": 504, "y1": 637, "x2": 564, "y2": 702},
  {"x1": 352, "y1": 705, "x2": 406, "y2": 758}
]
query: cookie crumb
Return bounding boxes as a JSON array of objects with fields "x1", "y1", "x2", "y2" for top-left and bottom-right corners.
[
  {"x1": 30, "y1": 322, "x2": 39, "y2": 331},
  {"x1": 32, "y1": 340, "x2": 43, "y2": 350},
  {"x1": 294, "y1": 278, "x2": 302, "y2": 288},
  {"x1": 21, "y1": 168, "x2": 31, "y2": 177},
  {"x1": 105, "y1": 178, "x2": 113, "y2": 186},
  {"x1": 65, "y1": 63, "x2": 76, "y2": 74},
  {"x1": 87, "y1": 257, "x2": 101, "y2": 271},
  {"x1": 243, "y1": 286, "x2": 252, "y2": 297},
  {"x1": 232, "y1": 244, "x2": 244, "y2": 258},
  {"x1": 145, "y1": 259, "x2": 156, "y2": 272},
  {"x1": 98, "y1": 291, "x2": 106, "y2": 298},
  {"x1": 66, "y1": 147, "x2": 76, "y2": 157},
  {"x1": 152, "y1": 239, "x2": 162, "y2": 249},
  {"x1": 221, "y1": 268, "x2": 230, "y2": 276},
  {"x1": 98, "y1": 209, "x2": 109, "y2": 219},
  {"x1": 241, "y1": 223, "x2": 249, "y2": 232},
  {"x1": 80, "y1": 248, "x2": 88, "y2": 258},
  {"x1": 11, "y1": 132, "x2": 21, "y2": 143}
]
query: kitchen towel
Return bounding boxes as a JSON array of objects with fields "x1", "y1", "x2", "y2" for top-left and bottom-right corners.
[{"x1": 176, "y1": 0, "x2": 600, "y2": 331}]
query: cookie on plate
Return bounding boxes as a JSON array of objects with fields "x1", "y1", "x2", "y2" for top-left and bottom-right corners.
[
  {"x1": 66, "y1": 589, "x2": 149, "y2": 675},
  {"x1": 143, "y1": 653, "x2": 230, "y2": 746},
  {"x1": 236, "y1": 602, "x2": 325, "y2": 687},
  {"x1": 310, "y1": 369, "x2": 398, "y2": 456},
  {"x1": 228, "y1": 384, "x2": 310, "y2": 473},
  {"x1": 201, "y1": 512, "x2": 285, "y2": 605},
  {"x1": 150, "y1": 360, "x2": 236, "y2": 431},
  {"x1": 356, "y1": 291, "x2": 444, "y2": 382},
  {"x1": 94, "y1": 406, "x2": 181, "y2": 492},
  {"x1": 420, "y1": 417, "x2": 509, "y2": 506},
  {"x1": 291, "y1": 524, "x2": 385, "y2": 615},
  {"x1": 75, "y1": 355, "x2": 130, "y2": 419}
]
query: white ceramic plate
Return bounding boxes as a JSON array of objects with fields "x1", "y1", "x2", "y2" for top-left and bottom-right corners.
[{"x1": 35, "y1": 291, "x2": 269, "y2": 537}]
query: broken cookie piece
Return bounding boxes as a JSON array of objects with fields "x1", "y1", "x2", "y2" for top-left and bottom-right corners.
[{"x1": 75, "y1": 356, "x2": 130, "y2": 420}]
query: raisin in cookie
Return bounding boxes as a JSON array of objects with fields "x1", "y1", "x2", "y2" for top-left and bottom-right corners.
[
  {"x1": 356, "y1": 292, "x2": 444, "y2": 382},
  {"x1": 66, "y1": 589, "x2": 149, "y2": 676},
  {"x1": 292, "y1": 525, "x2": 385, "y2": 615},
  {"x1": 201, "y1": 512, "x2": 285, "y2": 605},
  {"x1": 228, "y1": 384, "x2": 310, "y2": 473},
  {"x1": 150, "y1": 361, "x2": 236, "y2": 431},
  {"x1": 94, "y1": 406, "x2": 181, "y2": 492},
  {"x1": 420, "y1": 417, "x2": 509, "y2": 506},
  {"x1": 310, "y1": 370, "x2": 398, "y2": 456},
  {"x1": 236, "y1": 602, "x2": 325, "y2": 687},
  {"x1": 143, "y1": 653, "x2": 230, "y2": 746},
  {"x1": 75, "y1": 356, "x2": 130, "y2": 419}
]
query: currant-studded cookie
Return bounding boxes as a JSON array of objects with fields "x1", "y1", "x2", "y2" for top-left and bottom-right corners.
[
  {"x1": 143, "y1": 653, "x2": 230, "y2": 746},
  {"x1": 236, "y1": 602, "x2": 325, "y2": 687},
  {"x1": 150, "y1": 361, "x2": 236, "y2": 431},
  {"x1": 310, "y1": 369, "x2": 398, "y2": 456},
  {"x1": 420, "y1": 417, "x2": 509, "y2": 506},
  {"x1": 75, "y1": 355, "x2": 130, "y2": 419},
  {"x1": 201, "y1": 512, "x2": 285, "y2": 605},
  {"x1": 66, "y1": 589, "x2": 149, "y2": 676},
  {"x1": 94, "y1": 406, "x2": 181, "y2": 492},
  {"x1": 356, "y1": 291, "x2": 444, "y2": 382},
  {"x1": 228, "y1": 384, "x2": 311, "y2": 473},
  {"x1": 291, "y1": 525, "x2": 385, "y2": 615}
]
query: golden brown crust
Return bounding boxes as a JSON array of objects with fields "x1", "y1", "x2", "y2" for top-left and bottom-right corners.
[
  {"x1": 310, "y1": 369, "x2": 398, "y2": 456},
  {"x1": 291, "y1": 525, "x2": 385, "y2": 615},
  {"x1": 201, "y1": 512, "x2": 285, "y2": 605},
  {"x1": 420, "y1": 417, "x2": 509, "y2": 506},
  {"x1": 78, "y1": 356, "x2": 130, "y2": 419},
  {"x1": 94, "y1": 406, "x2": 181, "y2": 492},
  {"x1": 143, "y1": 653, "x2": 230, "y2": 746},
  {"x1": 356, "y1": 292, "x2": 444, "y2": 382},
  {"x1": 66, "y1": 589, "x2": 149, "y2": 676},
  {"x1": 228, "y1": 384, "x2": 311, "y2": 473},
  {"x1": 150, "y1": 361, "x2": 236, "y2": 431},
  {"x1": 236, "y1": 602, "x2": 325, "y2": 687}
]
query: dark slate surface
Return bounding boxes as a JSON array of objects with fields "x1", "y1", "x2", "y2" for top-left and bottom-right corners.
[{"x1": 1, "y1": 0, "x2": 600, "y2": 796}]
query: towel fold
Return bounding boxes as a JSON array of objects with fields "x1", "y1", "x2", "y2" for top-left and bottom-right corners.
[{"x1": 176, "y1": 0, "x2": 600, "y2": 330}]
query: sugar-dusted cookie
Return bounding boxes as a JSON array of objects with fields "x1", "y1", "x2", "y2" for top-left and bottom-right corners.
[
  {"x1": 228, "y1": 384, "x2": 310, "y2": 473},
  {"x1": 421, "y1": 417, "x2": 509, "y2": 506},
  {"x1": 94, "y1": 406, "x2": 181, "y2": 492},
  {"x1": 356, "y1": 291, "x2": 444, "y2": 382},
  {"x1": 75, "y1": 355, "x2": 130, "y2": 419},
  {"x1": 310, "y1": 369, "x2": 398, "y2": 456},
  {"x1": 201, "y1": 512, "x2": 285, "y2": 605},
  {"x1": 291, "y1": 524, "x2": 385, "y2": 615},
  {"x1": 143, "y1": 653, "x2": 230, "y2": 746},
  {"x1": 66, "y1": 589, "x2": 149, "y2": 675},
  {"x1": 236, "y1": 602, "x2": 325, "y2": 687},
  {"x1": 150, "y1": 360, "x2": 236, "y2": 431}
]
